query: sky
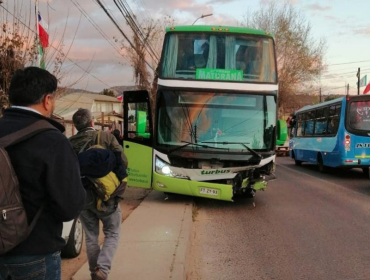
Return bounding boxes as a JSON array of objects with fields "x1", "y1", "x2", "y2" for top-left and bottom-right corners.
[{"x1": 2, "y1": 0, "x2": 370, "y2": 97}]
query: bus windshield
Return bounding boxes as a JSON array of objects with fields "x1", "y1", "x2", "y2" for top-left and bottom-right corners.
[
  {"x1": 160, "y1": 32, "x2": 277, "y2": 83},
  {"x1": 157, "y1": 91, "x2": 276, "y2": 151},
  {"x1": 348, "y1": 100, "x2": 370, "y2": 131}
]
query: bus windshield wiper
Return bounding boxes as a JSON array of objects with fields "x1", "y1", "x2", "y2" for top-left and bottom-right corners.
[
  {"x1": 168, "y1": 141, "x2": 229, "y2": 153},
  {"x1": 202, "y1": 141, "x2": 262, "y2": 159}
]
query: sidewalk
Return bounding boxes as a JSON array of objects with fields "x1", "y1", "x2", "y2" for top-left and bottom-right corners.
[{"x1": 72, "y1": 191, "x2": 193, "y2": 280}]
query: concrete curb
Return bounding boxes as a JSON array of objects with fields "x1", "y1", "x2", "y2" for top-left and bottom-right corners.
[{"x1": 72, "y1": 191, "x2": 193, "y2": 280}]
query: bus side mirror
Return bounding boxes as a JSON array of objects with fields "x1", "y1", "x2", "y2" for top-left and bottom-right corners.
[{"x1": 276, "y1": 119, "x2": 288, "y2": 145}]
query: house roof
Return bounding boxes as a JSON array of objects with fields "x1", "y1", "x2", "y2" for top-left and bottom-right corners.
[{"x1": 55, "y1": 92, "x2": 120, "y2": 120}]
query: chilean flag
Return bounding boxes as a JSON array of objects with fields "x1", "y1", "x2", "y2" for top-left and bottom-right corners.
[
  {"x1": 364, "y1": 83, "x2": 370, "y2": 94},
  {"x1": 38, "y1": 12, "x2": 49, "y2": 48},
  {"x1": 117, "y1": 95, "x2": 123, "y2": 101}
]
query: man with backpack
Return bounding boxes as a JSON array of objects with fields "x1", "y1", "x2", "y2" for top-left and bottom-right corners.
[
  {"x1": 69, "y1": 108, "x2": 128, "y2": 280},
  {"x1": 0, "y1": 67, "x2": 86, "y2": 279}
]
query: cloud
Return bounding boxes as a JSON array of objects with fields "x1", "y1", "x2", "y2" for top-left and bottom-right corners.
[
  {"x1": 259, "y1": 0, "x2": 300, "y2": 5},
  {"x1": 140, "y1": 0, "x2": 214, "y2": 21},
  {"x1": 323, "y1": 15, "x2": 346, "y2": 25},
  {"x1": 205, "y1": 0, "x2": 238, "y2": 4},
  {"x1": 306, "y1": 4, "x2": 331, "y2": 11},
  {"x1": 353, "y1": 27, "x2": 370, "y2": 35},
  {"x1": 3, "y1": 0, "x2": 242, "y2": 91}
]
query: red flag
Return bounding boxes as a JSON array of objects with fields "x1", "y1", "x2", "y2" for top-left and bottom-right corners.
[
  {"x1": 37, "y1": 12, "x2": 49, "y2": 48},
  {"x1": 363, "y1": 83, "x2": 370, "y2": 94},
  {"x1": 117, "y1": 95, "x2": 123, "y2": 101}
]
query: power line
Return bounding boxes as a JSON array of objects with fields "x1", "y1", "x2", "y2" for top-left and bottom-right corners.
[
  {"x1": 69, "y1": 0, "x2": 127, "y2": 62},
  {"x1": 120, "y1": 0, "x2": 158, "y2": 61},
  {"x1": 323, "y1": 63, "x2": 370, "y2": 73},
  {"x1": 94, "y1": 0, "x2": 155, "y2": 72},
  {"x1": 114, "y1": 0, "x2": 160, "y2": 62},
  {"x1": 0, "y1": 4, "x2": 111, "y2": 88},
  {"x1": 327, "y1": 59, "x2": 370, "y2": 67}
]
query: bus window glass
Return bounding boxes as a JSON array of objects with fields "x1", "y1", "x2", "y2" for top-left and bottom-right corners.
[
  {"x1": 336, "y1": 105, "x2": 342, "y2": 116},
  {"x1": 327, "y1": 117, "x2": 340, "y2": 135},
  {"x1": 323, "y1": 107, "x2": 329, "y2": 118},
  {"x1": 329, "y1": 105, "x2": 336, "y2": 116},
  {"x1": 315, "y1": 119, "x2": 327, "y2": 135},
  {"x1": 296, "y1": 119, "x2": 304, "y2": 137},
  {"x1": 157, "y1": 91, "x2": 275, "y2": 150},
  {"x1": 316, "y1": 109, "x2": 323, "y2": 118},
  {"x1": 348, "y1": 101, "x2": 370, "y2": 130},
  {"x1": 307, "y1": 110, "x2": 315, "y2": 120},
  {"x1": 305, "y1": 120, "x2": 314, "y2": 136},
  {"x1": 161, "y1": 32, "x2": 277, "y2": 83},
  {"x1": 127, "y1": 102, "x2": 150, "y2": 140}
]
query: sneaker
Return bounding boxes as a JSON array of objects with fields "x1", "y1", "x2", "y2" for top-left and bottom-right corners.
[{"x1": 91, "y1": 269, "x2": 107, "y2": 280}]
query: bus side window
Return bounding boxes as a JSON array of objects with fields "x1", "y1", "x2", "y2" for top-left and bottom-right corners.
[
  {"x1": 336, "y1": 105, "x2": 342, "y2": 116},
  {"x1": 297, "y1": 120, "x2": 303, "y2": 136},
  {"x1": 305, "y1": 120, "x2": 314, "y2": 136},
  {"x1": 327, "y1": 104, "x2": 341, "y2": 135}
]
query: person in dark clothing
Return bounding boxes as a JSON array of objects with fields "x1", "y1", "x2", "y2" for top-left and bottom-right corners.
[
  {"x1": 289, "y1": 114, "x2": 297, "y2": 137},
  {"x1": 0, "y1": 67, "x2": 86, "y2": 280},
  {"x1": 69, "y1": 109, "x2": 127, "y2": 280},
  {"x1": 112, "y1": 129, "x2": 123, "y2": 146}
]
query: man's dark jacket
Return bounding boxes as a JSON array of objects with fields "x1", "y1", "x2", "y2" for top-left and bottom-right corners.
[{"x1": 0, "y1": 108, "x2": 86, "y2": 256}]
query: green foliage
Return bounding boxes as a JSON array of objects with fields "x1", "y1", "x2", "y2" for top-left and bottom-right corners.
[{"x1": 101, "y1": 88, "x2": 115, "y2": 97}]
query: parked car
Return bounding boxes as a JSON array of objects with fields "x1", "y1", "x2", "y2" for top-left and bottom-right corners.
[{"x1": 61, "y1": 218, "x2": 84, "y2": 258}]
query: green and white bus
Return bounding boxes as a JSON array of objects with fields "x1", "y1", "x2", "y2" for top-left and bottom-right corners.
[{"x1": 123, "y1": 25, "x2": 285, "y2": 201}]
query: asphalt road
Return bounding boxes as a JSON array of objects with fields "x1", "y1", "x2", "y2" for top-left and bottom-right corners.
[{"x1": 187, "y1": 157, "x2": 370, "y2": 280}]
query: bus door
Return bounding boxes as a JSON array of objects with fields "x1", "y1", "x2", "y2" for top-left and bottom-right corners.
[{"x1": 123, "y1": 90, "x2": 153, "y2": 189}]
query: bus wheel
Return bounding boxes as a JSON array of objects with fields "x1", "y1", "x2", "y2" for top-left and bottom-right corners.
[
  {"x1": 318, "y1": 155, "x2": 326, "y2": 173},
  {"x1": 362, "y1": 167, "x2": 370, "y2": 178},
  {"x1": 292, "y1": 152, "x2": 302, "y2": 166}
]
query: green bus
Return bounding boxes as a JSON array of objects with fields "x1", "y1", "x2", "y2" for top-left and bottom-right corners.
[{"x1": 123, "y1": 25, "x2": 285, "y2": 202}]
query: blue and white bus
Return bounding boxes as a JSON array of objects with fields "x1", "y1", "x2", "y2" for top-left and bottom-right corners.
[{"x1": 289, "y1": 95, "x2": 370, "y2": 176}]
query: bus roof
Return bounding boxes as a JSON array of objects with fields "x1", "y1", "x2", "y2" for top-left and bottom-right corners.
[
  {"x1": 165, "y1": 25, "x2": 274, "y2": 38},
  {"x1": 295, "y1": 97, "x2": 345, "y2": 114}
]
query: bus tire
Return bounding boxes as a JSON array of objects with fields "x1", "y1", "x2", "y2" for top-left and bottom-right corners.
[
  {"x1": 318, "y1": 155, "x2": 327, "y2": 173},
  {"x1": 292, "y1": 151, "x2": 302, "y2": 166},
  {"x1": 362, "y1": 167, "x2": 370, "y2": 178}
]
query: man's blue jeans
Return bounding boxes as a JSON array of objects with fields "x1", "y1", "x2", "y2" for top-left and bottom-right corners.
[{"x1": 0, "y1": 251, "x2": 61, "y2": 280}]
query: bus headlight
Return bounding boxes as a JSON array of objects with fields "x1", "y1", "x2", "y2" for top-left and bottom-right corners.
[{"x1": 155, "y1": 157, "x2": 189, "y2": 179}]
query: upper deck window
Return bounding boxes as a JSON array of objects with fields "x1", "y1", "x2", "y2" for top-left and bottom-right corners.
[{"x1": 160, "y1": 32, "x2": 277, "y2": 83}]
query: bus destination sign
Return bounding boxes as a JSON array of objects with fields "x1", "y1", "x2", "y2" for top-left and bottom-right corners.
[{"x1": 196, "y1": 69, "x2": 243, "y2": 82}]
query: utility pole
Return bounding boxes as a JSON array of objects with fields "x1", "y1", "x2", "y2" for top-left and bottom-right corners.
[
  {"x1": 357, "y1": 68, "x2": 360, "y2": 95},
  {"x1": 347, "y1": 83, "x2": 349, "y2": 95},
  {"x1": 319, "y1": 88, "x2": 321, "y2": 102}
]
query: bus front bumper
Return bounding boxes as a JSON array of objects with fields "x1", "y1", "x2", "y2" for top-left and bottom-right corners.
[{"x1": 153, "y1": 173, "x2": 234, "y2": 201}]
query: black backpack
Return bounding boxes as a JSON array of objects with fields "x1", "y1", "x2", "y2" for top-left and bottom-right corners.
[{"x1": 0, "y1": 120, "x2": 56, "y2": 254}]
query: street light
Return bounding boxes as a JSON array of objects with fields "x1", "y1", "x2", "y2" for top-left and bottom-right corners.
[{"x1": 192, "y1": 13, "x2": 213, "y2": 25}]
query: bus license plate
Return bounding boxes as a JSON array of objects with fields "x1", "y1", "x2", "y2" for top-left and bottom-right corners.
[{"x1": 200, "y1": 187, "x2": 219, "y2": 196}]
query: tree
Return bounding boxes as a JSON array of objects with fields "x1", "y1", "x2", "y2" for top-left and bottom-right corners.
[
  {"x1": 0, "y1": 16, "x2": 37, "y2": 114},
  {"x1": 0, "y1": 2, "x2": 89, "y2": 116},
  {"x1": 120, "y1": 15, "x2": 175, "y2": 121},
  {"x1": 324, "y1": 95, "x2": 341, "y2": 101},
  {"x1": 241, "y1": 2, "x2": 326, "y2": 116},
  {"x1": 121, "y1": 15, "x2": 175, "y2": 92},
  {"x1": 101, "y1": 88, "x2": 115, "y2": 96}
]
